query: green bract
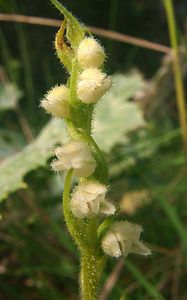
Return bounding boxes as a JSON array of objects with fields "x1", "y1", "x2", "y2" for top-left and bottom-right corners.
[{"x1": 51, "y1": 0, "x2": 85, "y2": 72}]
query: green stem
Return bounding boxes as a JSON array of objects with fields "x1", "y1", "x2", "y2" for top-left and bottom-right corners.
[
  {"x1": 84, "y1": 133, "x2": 108, "y2": 183},
  {"x1": 163, "y1": 0, "x2": 187, "y2": 151},
  {"x1": 69, "y1": 58, "x2": 79, "y2": 106},
  {"x1": 80, "y1": 249, "x2": 103, "y2": 300},
  {"x1": 62, "y1": 169, "x2": 74, "y2": 235},
  {"x1": 63, "y1": 169, "x2": 86, "y2": 248}
]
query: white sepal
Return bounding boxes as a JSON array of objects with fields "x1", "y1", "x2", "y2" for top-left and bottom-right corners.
[
  {"x1": 70, "y1": 181, "x2": 115, "y2": 218},
  {"x1": 51, "y1": 141, "x2": 96, "y2": 177},
  {"x1": 77, "y1": 68, "x2": 112, "y2": 104},
  {"x1": 41, "y1": 85, "x2": 70, "y2": 118},
  {"x1": 77, "y1": 37, "x2": 105, "y2": 69},
  {"x1": 101, "y1": 221, "x2": 151, "y2": 258}
]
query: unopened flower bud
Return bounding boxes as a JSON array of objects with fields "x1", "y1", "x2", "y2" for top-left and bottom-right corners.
[
  {"x1": 77, "y1": 37, "x2": 105, "y2": 69},
  {"x1": 51, "y1": 141, "x2": 96, "y2": 177},
  {"x1": 101, "y1": 221, "x2": 151, "y2": 258},
  {"x1": 41, "y1": 85, "x2": 70, "y2": 118},
  {"x1": 77, "y1": 68, "x2": 112, "y2": 104},
  {"x1": 71, "y1": 181, "x2": 115, "y2": 218}
]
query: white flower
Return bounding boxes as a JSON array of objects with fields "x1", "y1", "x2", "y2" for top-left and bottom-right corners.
[
  {"x1": 41, "y1": 85, "x2": 70, "y2": 118},
  {"x1": 77, "y1": 37, "x2": 105, "y2": 69},
  {"x1": 71, "y1": 181, "x2": 115, "y2": 218},
  {"x1": 51, "y1": 141, "x2": 96, "y2": 177},
  {"x1": 77, "y1": 68, "x2": 112, "y2": 104},
  {"x1": 101, "y1": 221, "x2": 151, "y2": 258}
]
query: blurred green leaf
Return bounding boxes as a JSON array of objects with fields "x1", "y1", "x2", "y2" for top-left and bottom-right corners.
[
  {"x1": 0, "y1": 83, "x2": 22, "y2": 111},
  {"x1": 0, "y1": 129, "x2": 25, "y2": 159},
  {"x1": 0, "y1": 119, "x2": 66, "y2": 201},
  {"x1": 94, "y1": 71, "x2": 146, "y2": 152}
]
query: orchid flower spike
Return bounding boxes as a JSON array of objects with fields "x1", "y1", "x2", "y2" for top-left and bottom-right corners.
[
  {"x1": 41, "y1": 85, "x2": 70, "y2": 118},
  {"x1": 51, "y1": 141, "x2": 96, "y2": 177},
  {"x1": 71, "y1": 181, "x2": 116, "y2": 218},
  {"x1": 101, "y1": 221, "x2": 151, "y2": 258}
]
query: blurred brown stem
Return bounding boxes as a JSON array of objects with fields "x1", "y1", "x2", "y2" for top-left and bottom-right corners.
[
  {"x1": 99, "y1": 259, "x2": 124, "y2": 300},
  {"x1": 0, "y1": 13, "x2": 171, "y2": 54}
]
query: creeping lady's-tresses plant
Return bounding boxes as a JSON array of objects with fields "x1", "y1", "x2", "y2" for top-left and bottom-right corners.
[{"x1": 41, "y1": 1, "x2": 151, "y2": 299}]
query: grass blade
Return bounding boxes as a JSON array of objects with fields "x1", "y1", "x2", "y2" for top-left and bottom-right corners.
[{"x1": 125, "y1": 259, "x2": 165, "y2": 300}]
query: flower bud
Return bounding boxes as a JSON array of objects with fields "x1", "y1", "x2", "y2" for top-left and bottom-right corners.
[
  {"x1": 51, "y1": 141, "x2": 96, "y2": 177},
  {"x1": 77, "y1": 37, "x2": 105, "y2": 69},
  {"x1": 101, "y1": 221, "x2": 151, "y2": 258},
  {"x1": 71, "y1": 181, "x2": 115, "y2": 218},
  {"x1": 77, "y1": 68, "x2": 112, "y2": 104},
  {"x1": 41, "y1": 85, "x2": 70, "y2": 118}
]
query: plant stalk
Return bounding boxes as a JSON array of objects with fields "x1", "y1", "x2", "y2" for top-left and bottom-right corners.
[
  {"x1": 63, "y1": 169, "x2": 87, "y2": 249},
  {"x1": 163, "y1": 0, "x2": 187, "y2": 152},
  {"x1": 80, "y1": 250, "x2": 99, "y2": 300}
]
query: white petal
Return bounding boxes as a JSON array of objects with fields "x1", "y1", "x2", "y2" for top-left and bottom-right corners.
[
  {"x1": 71, "y1": 196, "x2": 89, "y2": 218},
  {"x1": 75, "y1": 182, "x2": 107, "y2": 202},
  {"x1": 77, "y1": 38, "x2": 105, "y2": 69},
  {"x1": 89, "y1": 198, "x2": 100, "y2": 214},
  {"x1": 74, "y1": 160, "x2": 96, "y2": 177},
  {"x1": 77, "y1": 68, "x2": 112, "y2": 104},
  {"x1": 46, "y1": 85, "x2": 69, "y2": 102},
  {"x1": 70, "y1": 181, "x2": 108, "y2": 218},
  {"x1": 101, "y1": 232, "x2": 121, "y2": 258},
  {"x1": 120, "y1": 240, "x2": 132, "y2": 257},
  {"x1": 100, "y1": 199, "x2": 116, "y2": 215},
  {"x1": 84, "y1": 182, "x2": 107, "y2": 197},
  {"x1": 112, "y1": 221, "x2": 142, "y2": 242},
  {"x1": 41, "y1": 85, "x2": 70, "y2": 118},
  {"x1": 51, "y1": 160, "x2": 65, "y2": 172},
  {"x1": 52, "y1": 141, "x2": 96, "y2": 177},
  {"x1": 131, "y1": 240, "x2": 151, "y2": 256}
]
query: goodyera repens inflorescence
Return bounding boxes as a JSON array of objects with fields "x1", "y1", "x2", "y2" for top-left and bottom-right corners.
[
  {"x1": 41, "y1": 21, "x2": 150, "y2": 258},
  {"x1": 41, "y1": 1, "x2": 150, "y2": 298}
]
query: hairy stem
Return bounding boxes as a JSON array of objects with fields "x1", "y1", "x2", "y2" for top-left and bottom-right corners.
[
  {"x1": 63, "y1": 169, "x2": 86, "y2": 248},
  {"x1": 80, "y1": 250, "x2": 100, "y2": 300},
  {"x1": 84, "y1": 133, "x2": 108, "y2": 183},
  {"x1": 62, "y1": 169, "x2": 75, "y2": 237}
]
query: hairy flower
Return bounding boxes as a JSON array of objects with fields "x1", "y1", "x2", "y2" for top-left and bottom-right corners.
[
  {"x1": 101, "y1": 221, "x2": 151, "y2": 258},
  {"x1": 71, "y1": 181, "x2": 115, "y2": 218},
  {"x1": 77, "y1": 37, "x2": 105, "y2": 69},
  {"x1": 51, "y1": 141, "x2": 96, "y2": 177},
  {"x1": 77, "y1": 68, "x2": 112, "y2": 104},
  {"x1": 41, "y1": 85, "x2": 70, "y2": 118}
]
